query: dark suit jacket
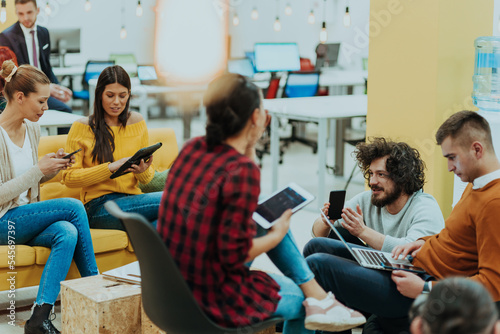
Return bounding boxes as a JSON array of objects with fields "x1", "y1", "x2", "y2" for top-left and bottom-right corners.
[{"x1": 0, "y1": 21, "x2": 58, "y2": 84}]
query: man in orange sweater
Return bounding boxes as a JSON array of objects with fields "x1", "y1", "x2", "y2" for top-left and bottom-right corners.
[{"x1": 306, "y1": 110, "x2": 500, "y2": 333}]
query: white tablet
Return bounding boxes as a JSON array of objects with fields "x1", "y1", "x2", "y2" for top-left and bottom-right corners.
[{"x1": 253, "y1": 182, "x2": 315, "y2": 229}]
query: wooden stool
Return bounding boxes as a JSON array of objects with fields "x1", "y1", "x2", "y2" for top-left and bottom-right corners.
[{"x1": 61, "y1": 275, "x2": 142, "y2": 333}]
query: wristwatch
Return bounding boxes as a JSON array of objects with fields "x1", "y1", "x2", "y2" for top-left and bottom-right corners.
[{"x1": 422, "y1": 281, "x2": 432, "y2": 294}]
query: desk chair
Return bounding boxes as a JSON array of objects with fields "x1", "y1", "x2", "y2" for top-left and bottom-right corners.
[
  {"x1": 256, "y1": 75, "x2": 284, "y2": 167},
  {"x1": 280, "y1": 71, "x2": 320, "y2": 153},
  {"x1": 72, "y1": 60, "x2": 115, "y2": 114},
  {"x1": 104, "y1": 201, "x2": 284, "y2": 334}
]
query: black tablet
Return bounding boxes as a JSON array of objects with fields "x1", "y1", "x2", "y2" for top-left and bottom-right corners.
[{"x1": 110, "y1": 142, "x2": 162, "y2": 179}]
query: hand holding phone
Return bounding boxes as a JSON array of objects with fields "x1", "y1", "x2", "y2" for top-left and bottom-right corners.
[
  {"x1": 63, "y1": 148, "x2": 82, "y2": 159},
  {"x1": 328, "y1": 190, "x2": 346, "y2": 220}
]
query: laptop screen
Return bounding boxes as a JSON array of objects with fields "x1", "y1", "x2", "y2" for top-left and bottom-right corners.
[
  {"x1": 137, "y1": 65, "x2": 158, "y2": 81},
  {"x1": 227, "y1": 58, "x2": 255, "y2": 78}
]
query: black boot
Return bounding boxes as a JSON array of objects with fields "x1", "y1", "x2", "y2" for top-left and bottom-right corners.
[{"x1": 24, "y1": 304, "x2": 60, "y2": 334}]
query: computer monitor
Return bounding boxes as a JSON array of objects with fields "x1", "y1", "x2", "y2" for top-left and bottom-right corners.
[
  {"x1": 227, "y1": 58, "x2": 255, "y2": 78},
  {"x1": 137, "y1": 65, "x2": 163, "y2": 85},
  {"x1": 50, "y1": 28, "x2": 81, "y2": 54},
  {"x1": 254, "y1": 43, "x2": 301, "y2": 73},
  {"x1": 315, "y1": 43, "x2": 341, "y2": 69}
]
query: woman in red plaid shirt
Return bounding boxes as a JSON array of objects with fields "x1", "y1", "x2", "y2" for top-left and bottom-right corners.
[{"x1": 158, "y1": 74, "x2": 366, "y2": 333}]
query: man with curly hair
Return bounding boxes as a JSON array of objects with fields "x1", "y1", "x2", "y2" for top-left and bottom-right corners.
[
  {"x1": 305, "y1": 111, "x2": 500, "y2": 334},
  {"x1": 306, "y1": 137, "x2": 444, "y2": 254}
]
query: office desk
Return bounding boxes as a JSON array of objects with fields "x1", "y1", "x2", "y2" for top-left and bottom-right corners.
[
  {"x1": 53, "y1": 66, "x2": 85, "y2": 77},
  {"x1": 263, "y1": 95, "x2": 367, "y2": 208},
  {"x1": 39, "y1": 110, "x2": 83, "y2": 136}
]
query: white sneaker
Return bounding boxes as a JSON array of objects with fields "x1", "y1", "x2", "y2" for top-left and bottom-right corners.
[{"x1": 303, "y1": 292, "x2": 366, "y2": 332}]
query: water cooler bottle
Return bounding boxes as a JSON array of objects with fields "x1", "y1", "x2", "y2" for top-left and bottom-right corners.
[{"x1": 453, "y1": 36, "x2": 500, "y2": 206}]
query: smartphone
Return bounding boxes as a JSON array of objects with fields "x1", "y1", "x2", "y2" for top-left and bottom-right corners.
[
  {"x1": 328, "y1": 190, "x2": 346, "y2": 220},
  {"x1": 382, "y1": 263, "x2": 426, "y2": 274},
  {"x1": 63, "y1": 148, "x2": 82, "y2": 159},
  {"x1": 253, "y1": 182, "x2": 315, "y2": 229}
]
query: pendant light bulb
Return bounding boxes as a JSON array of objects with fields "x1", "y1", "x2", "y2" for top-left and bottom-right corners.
[
  {"x1": 285, "y1": 3, "x2": 292, "y2": 16},
  {"x1": 308, "y1": 10, "x2": 315, "y2": 24},
  {"x1": 273, "y1": 17, "x2": 281, "y2": 32},
  {"x1": 319, "y1": 22, "x2": 328, "y2": 43},
  {"x1": 84, "y1": 0, "x2": 91, "y2": 12},
  {"x1": 45, "y1": 2, "x2": 51, "y2": 16},
  {"x1": 232, "y1": 13, "x2": 240, "y2": 26},
  {"x1": 251, "y1": 7, "x2": 259, "y2": 20},
  {"x1": 120, "y1": 26, "x2": 127, "y2": 39},
  {"x1": 0, "y1": 8, "x2": 6, "y2": 24},
  {"x1": 343, "y1": 7, "x2": 351, "y2": 28},
  {"x1": 136, "y1": 1, "x2": 143, "y2": 17}
]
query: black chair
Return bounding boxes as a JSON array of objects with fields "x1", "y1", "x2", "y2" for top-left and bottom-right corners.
[
  {"x1": 104, "y1": 201, "x2": 284, "y2": 334},
  {"x1": 280, "y1": 71, "x2": 321, "y2": 153}
]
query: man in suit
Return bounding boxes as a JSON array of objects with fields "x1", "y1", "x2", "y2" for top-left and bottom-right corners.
[{"x1": 0, "y1": 0, "x2": 73, "y2": 130}]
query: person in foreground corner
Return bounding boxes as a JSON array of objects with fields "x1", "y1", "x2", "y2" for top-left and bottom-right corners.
[
  {"x1": 157, "y1": 73, "x2": 366, "y2": 333},
  {"x1": 409, "y1": 277, "x2": 500, "y2": 334},
  {"x1": 305, "y1": 110, "x2": 500, "y2": 334},
  {"x1": 0, "y1": 61, "x2": 98, "y2": 334},
  {"x1": 62, "y1": 65, "x2": 162, "y2": 230}
]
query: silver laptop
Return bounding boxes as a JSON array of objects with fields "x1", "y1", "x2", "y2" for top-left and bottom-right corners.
[{"x1": 320, "y1": 210, "x2": 424, "y2": 272}]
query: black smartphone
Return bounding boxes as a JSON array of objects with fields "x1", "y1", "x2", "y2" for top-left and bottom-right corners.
[
  {"x1": 382, "y1": 263, "x2": 426, "y2": 274},
  {"x1": 328, "y1": 190, "x2": 346, "y2": 220},
  {"x1": 63, "y1": 148, "x2": 82, "y2": 159}
]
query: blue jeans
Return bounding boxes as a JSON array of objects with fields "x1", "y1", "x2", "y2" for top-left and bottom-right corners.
[
  {"x1": 303, "y1": 238, "x2": 414, "y2": 318},
  {"x1": 255, "y1": 226, "x2": 315, "y2": 334},
  {"x1": 0, "y1": 198, "x2": 98, "y2": 305},
  {"x1": 85, "y1": 192, "x2": 162, "y2": 230}
]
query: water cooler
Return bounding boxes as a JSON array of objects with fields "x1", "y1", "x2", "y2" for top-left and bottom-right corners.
[{"x1": 453, "y1": 36, "x2": 500, "y2": 206}]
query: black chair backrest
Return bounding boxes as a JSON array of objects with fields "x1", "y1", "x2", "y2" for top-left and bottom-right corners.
[{"x1": 104, "y1": 201, "x2": 283, "y2": 334}]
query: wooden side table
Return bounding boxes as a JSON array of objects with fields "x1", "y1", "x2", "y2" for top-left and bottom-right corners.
[{"x1": 61, "y1": 275, "x2": 142, "y2": 333}]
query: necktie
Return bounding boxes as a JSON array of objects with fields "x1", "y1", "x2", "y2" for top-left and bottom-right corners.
[{"x1": 30, "y1": 30, "x2": 38, "y2": 68}]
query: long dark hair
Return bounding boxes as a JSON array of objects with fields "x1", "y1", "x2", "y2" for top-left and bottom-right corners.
[
  {"x1": 204, "y1": 73, "x2": 261, "y2": 150},
  {"x1": 89, "y1": 65, "x2": 131, "y2": 164}
]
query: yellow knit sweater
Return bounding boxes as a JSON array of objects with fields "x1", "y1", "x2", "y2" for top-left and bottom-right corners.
[{"x1": 62, "y1": 120, "x2": 154, "y2": 204}]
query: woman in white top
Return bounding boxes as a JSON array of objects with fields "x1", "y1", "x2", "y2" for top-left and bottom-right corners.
[{"x1": 0, "y1": 60, "x2": 98, "y2": 334}]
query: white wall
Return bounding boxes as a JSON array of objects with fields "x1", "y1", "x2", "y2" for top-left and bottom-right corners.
[
  {"x1": 228, "y1": 0, "x2": 370, "y2": 69},
  {"x1": 37, "y1": 0, "x2": 156, "y2": 65}
]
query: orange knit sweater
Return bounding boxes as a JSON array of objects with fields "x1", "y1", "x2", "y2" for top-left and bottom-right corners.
[
  {"x1": 61, "y1": 120, "x2": 154, "y2": 204},
  {"x1": 413, "y1": 179, "x2": 500, "y2": 301}
]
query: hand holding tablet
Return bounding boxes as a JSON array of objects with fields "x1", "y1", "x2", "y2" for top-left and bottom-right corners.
[
  {"x1": 110, "y1": 142, "x2": 162, "y2": 179},
  {"x1": 253, "y1": 182, "x2": 315, "y2": 229}
]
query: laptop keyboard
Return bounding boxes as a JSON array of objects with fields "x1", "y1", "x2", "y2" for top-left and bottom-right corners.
[{"x1": 358, "y1": 249, "x2": 392, "y2": 267}]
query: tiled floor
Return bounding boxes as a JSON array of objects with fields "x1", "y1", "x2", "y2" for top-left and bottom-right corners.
[{"x1": 0, "y1": 113, "x2": 366, "y2": 333}]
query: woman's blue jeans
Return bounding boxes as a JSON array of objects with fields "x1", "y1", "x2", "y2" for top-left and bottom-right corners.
[
  {"x1": 254, "y1": 226, "x2": 315, "y2": 334},
  {"x1": 0, "y1": 198, "x2": 98, "y2": 305},
  {"x1": 85, "y1": 192, "x2": 162, "y2": 230}
]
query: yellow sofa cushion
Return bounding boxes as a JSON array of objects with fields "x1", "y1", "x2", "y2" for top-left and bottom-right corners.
[{"x1": 0, "y1": 245, "x2": 36, "y2": 268}]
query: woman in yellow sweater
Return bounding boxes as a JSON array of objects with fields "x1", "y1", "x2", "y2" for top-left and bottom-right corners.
[{"x1": 62, "y1": 65, "x2": 162, "y2": 230}]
